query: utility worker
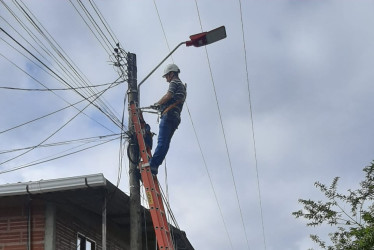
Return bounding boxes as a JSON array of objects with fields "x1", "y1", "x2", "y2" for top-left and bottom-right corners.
[{"x1": 149, "y1": 64, "x2": 187, "y2": 175}]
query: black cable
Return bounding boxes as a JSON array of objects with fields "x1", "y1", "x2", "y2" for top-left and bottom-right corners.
[
  {"x1": 0, "y1": 79, "x2": 119, "y2": 166},
  {"x1": 117, "y1": 90, "x2": 129, "y2": 187},
  {"x1": 13, "y1": 0, "x2": 113, "y2": 107},
  {"x1": 77, "y1": 0, "x2": 114, "y2": 52},
  {"x1": 0, "y1": 80, "x2": 120, "y2": 135},
  {"x1": 0, "y1": 50, "x2": 119, "y2": 134},
  {"x1": 8, "y1": 0, "x2": 124, "y2": 126},
  {"x1": 68, "y1": 0, "x2": 112, "y2": 55},
  {"x1": 1, "y1": 29, "x2": 124, "y2": 129},
  {"x1": 0, "y1": 136, "x2": 119, "y2": 175},
  {"x1": 12, "y1": 0, "x2": 122, "y2": 124},
  {"x1": 89, "y1": 0, "x2": 119, "y2": 46},
  {"x1": 0, "y1": 134, "x2": 120, "y2": 155},
  {"x1": 0, "y1": 81, "x2": 121, "y2": 91}
]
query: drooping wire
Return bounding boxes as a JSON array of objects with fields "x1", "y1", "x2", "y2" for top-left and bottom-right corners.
[
  {"x1": 152, "y1": 0, "x2": 173, "y2": 63},
  {"x1": 0, "y1": 1, "x2": 132, "y2": 190},
  {"x1": 14, "y1": 0, "x2": 123, "y2": 127},
  {"x1": 0, "y1": 27, "x2": 124, "y2": 130},
  {"x1": 89, "y1": 0, "x2": 120, "y2": 46},
  {"x1": 11, "y1": 0, "x2": 101, "y2": 99},
  {"x1": 0, "y1": 82, "x2": 119, "y2": 91},
  {"x1": 185, "y1": 103, "x2": 233, "y2": 248},
  {"x1": 117, "y1": 89, "x2": 129, "y2": 188},
  {"x1": 238, "y1": 1, "x2": 267, "y2": 248},
  {"x1": 0, "y1": 134, "x2": 120, "y2": 155},
  {"x1": 0, "y1": 79, "x2": 119, "y2": 167},
  {"x1": 0, "y1": 57, "x2": 121, "y2": 135},
  {"x1": 68, "y1": 0, "x2": 113, "y2": 56},
  {"x1": 0, "y1": 136, "x2": 119, "y2": 175},
  {"x1": 194, "y1": 1, "x2": 250, "y2": 249}
]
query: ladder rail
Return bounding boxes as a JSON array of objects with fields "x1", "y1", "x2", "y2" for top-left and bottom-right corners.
[{"x1": 129, "y1": 102, "x2": 174, "y2": 250}]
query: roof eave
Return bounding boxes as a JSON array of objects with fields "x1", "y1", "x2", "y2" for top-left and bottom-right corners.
[{"x1": 0, "y1": 173, "x2": 106, "y2": 197}]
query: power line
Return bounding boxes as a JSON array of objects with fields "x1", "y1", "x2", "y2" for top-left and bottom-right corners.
[
  {"x1": 0, "y1": 1, "x2": 131, "y2": 185},
  {"x1": 0, "y1": 136, "x2": 119, "y2": 175},
  {"x1": 185, "y1": 103, "x2": 234, "y2": 248},
  {"x1": 238, "y1": 0, "x2": 267, "y2": 248},
  {"x1": 0, "y1": 78, "x2": 119, "y2": 167},
  {"x1": 0, "y1": 134, "x2": 120, "y2": 155},
  {"x1": 0, "y1": 27, "x2": 124, "y2": 130},
  {"x1": 152, "y1": 0, "x2": 173, "y2": 63},
  {"x1": 0, "y1": 81, "x2": 120, "y2": 91},
  {"x1": 89, "y1": 0, "x2": 120, "y2": 46},
  {"x1": 68, "y1": 0, "x2": 113, "y2": 56},
  {"x1": 193, "y1": 1, "x2": 251, "y2": 249},
  {"x1": 13, "y1": 0, "x2": 123, "y2": 125},
  {"x1": 0, "y1": 51, "x2": 120, "y2": 134},
  {"x1": 8, "y1": 0, "x2": 95, "y2": 97}
]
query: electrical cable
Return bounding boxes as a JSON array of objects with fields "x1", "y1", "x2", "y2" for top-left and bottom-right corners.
[
  {"x1": 0, "y1": 28, "x2": 125, "y2": 129},
  {"x1": 14, "y1": 0, "x2": 123, "y2": 125},
  {"x1": 238, "y1": 1, "x2": 267, "y2": 249},
  {"x1": 3, "y1": 0, "x2": 118, "y2": 121},
  {"x1": 10, "y1": 0, "x2": 95, "y2": 97},
  {"x1": 0, "y1": 136, "x2": 119, "y2": 175},
  {"x1": 152, "y1": 0, "x2": 173, "y2": 63},
  {"x1": 69, "y1": 0, "x2": 112, "y2": 56},
  {"x1": 0, "y1": 81, "x2": 120, "y2": 91},
  {"x1": 89, "y1": 0, "x2": 120, "y2": 47},
  {"x1": 0, "y1": 134, "x2": 120, "y2": 155},
  {"x1": 0, "y1": 54, "x2": 120, "y2": 135},
  {"x1": 185, "y1": 102, "x2": 233, "y2": 246},
  {"x1": 117, "y1": 91, "x2": 129, "y2": 187},
  {"x1": 194, "y1": 1, "x2": 250, "y2": 249},
  {"x1": 0, "y1": 79, "x2": 118, "y2": 167}
]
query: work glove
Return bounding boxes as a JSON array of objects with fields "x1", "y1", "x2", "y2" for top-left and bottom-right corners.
[{"x1": 150, "y1": 103, "x2": 161, "y2": 110}]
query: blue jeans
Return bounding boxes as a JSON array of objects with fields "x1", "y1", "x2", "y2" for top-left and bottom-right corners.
[{"x1": 149, "y1": 116, "x2": 179, "y2": 170}]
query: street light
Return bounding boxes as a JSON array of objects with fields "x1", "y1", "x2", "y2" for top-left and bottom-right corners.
[
  {"x1": 186, "y1": 26, "x2": 227, "y2": 47},
  {"x1": 137, "y1": 26, "x2": 227, "y2": 94}
]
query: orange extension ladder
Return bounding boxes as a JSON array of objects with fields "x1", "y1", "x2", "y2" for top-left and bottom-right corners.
[{"x1": 129, "y1": 101, "x2": 174, "y2": 250}]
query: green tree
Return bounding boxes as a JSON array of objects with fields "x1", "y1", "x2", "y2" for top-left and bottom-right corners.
[{"x1": 293, "y1": 161, "x2": 374, "y2": 249}]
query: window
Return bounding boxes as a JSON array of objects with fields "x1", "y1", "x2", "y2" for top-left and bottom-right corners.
[{"x1": 77, "y1": 234, "x2": 96, "y2": 250}]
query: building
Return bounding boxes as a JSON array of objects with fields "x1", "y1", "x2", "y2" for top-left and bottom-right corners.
[{"x1": 0, "y1": 174, "x2": 194, "y2": 250}]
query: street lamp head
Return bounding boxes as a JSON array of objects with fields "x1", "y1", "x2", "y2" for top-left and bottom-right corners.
[{"x1": 186, "y1": 26, "x2": 227, "y2": 47}]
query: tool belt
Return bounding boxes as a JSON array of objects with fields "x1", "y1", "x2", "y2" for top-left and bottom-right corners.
[{"x1": 161, "y1": 99, "x2": 184, "y2": 116}]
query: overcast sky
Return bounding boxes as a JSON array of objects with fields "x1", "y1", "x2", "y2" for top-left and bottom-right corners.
[{"x1": 1, "y1": 1, "x2": 374, "y2": 249}]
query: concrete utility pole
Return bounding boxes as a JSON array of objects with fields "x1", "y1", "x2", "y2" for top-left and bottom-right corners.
[{"x1": 127, "y1": 52, "x2": 142, "y2": 250}]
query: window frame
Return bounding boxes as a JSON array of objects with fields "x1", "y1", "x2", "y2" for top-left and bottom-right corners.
[{"x1": 77, "y1": 234, "x2": 96, "y2": 250}]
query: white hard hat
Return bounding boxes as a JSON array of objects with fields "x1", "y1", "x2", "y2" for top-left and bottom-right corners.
[{"x1": 163, "y1": 64, "x2": 180, "y2": 77}]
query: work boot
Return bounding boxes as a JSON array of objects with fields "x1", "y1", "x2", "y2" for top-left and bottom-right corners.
[{"x1": 150, "y1": 166, "x2": 158, "y2": 175}]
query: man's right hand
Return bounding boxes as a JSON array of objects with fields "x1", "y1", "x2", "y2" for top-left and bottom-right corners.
[{"x1": 150, "y1": 103, "x2": 161, "y2": 110}]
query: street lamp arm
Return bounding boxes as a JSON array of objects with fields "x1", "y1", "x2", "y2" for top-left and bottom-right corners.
[
  {"x1": 137, "y1": 41, "x2": 186, "y2": 91},
  {"x1": 136, "y1": 26, "x2": 226, "y2": 104}
]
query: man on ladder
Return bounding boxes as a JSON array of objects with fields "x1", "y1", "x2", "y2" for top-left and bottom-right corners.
[{"x1": 150, "y1": 64, "x2": 187, "y2": 175}]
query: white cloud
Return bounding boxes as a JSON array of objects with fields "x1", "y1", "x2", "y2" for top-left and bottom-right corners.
[{"x1": 1, "y1": 1, "x2": 374, "y2": 249}]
